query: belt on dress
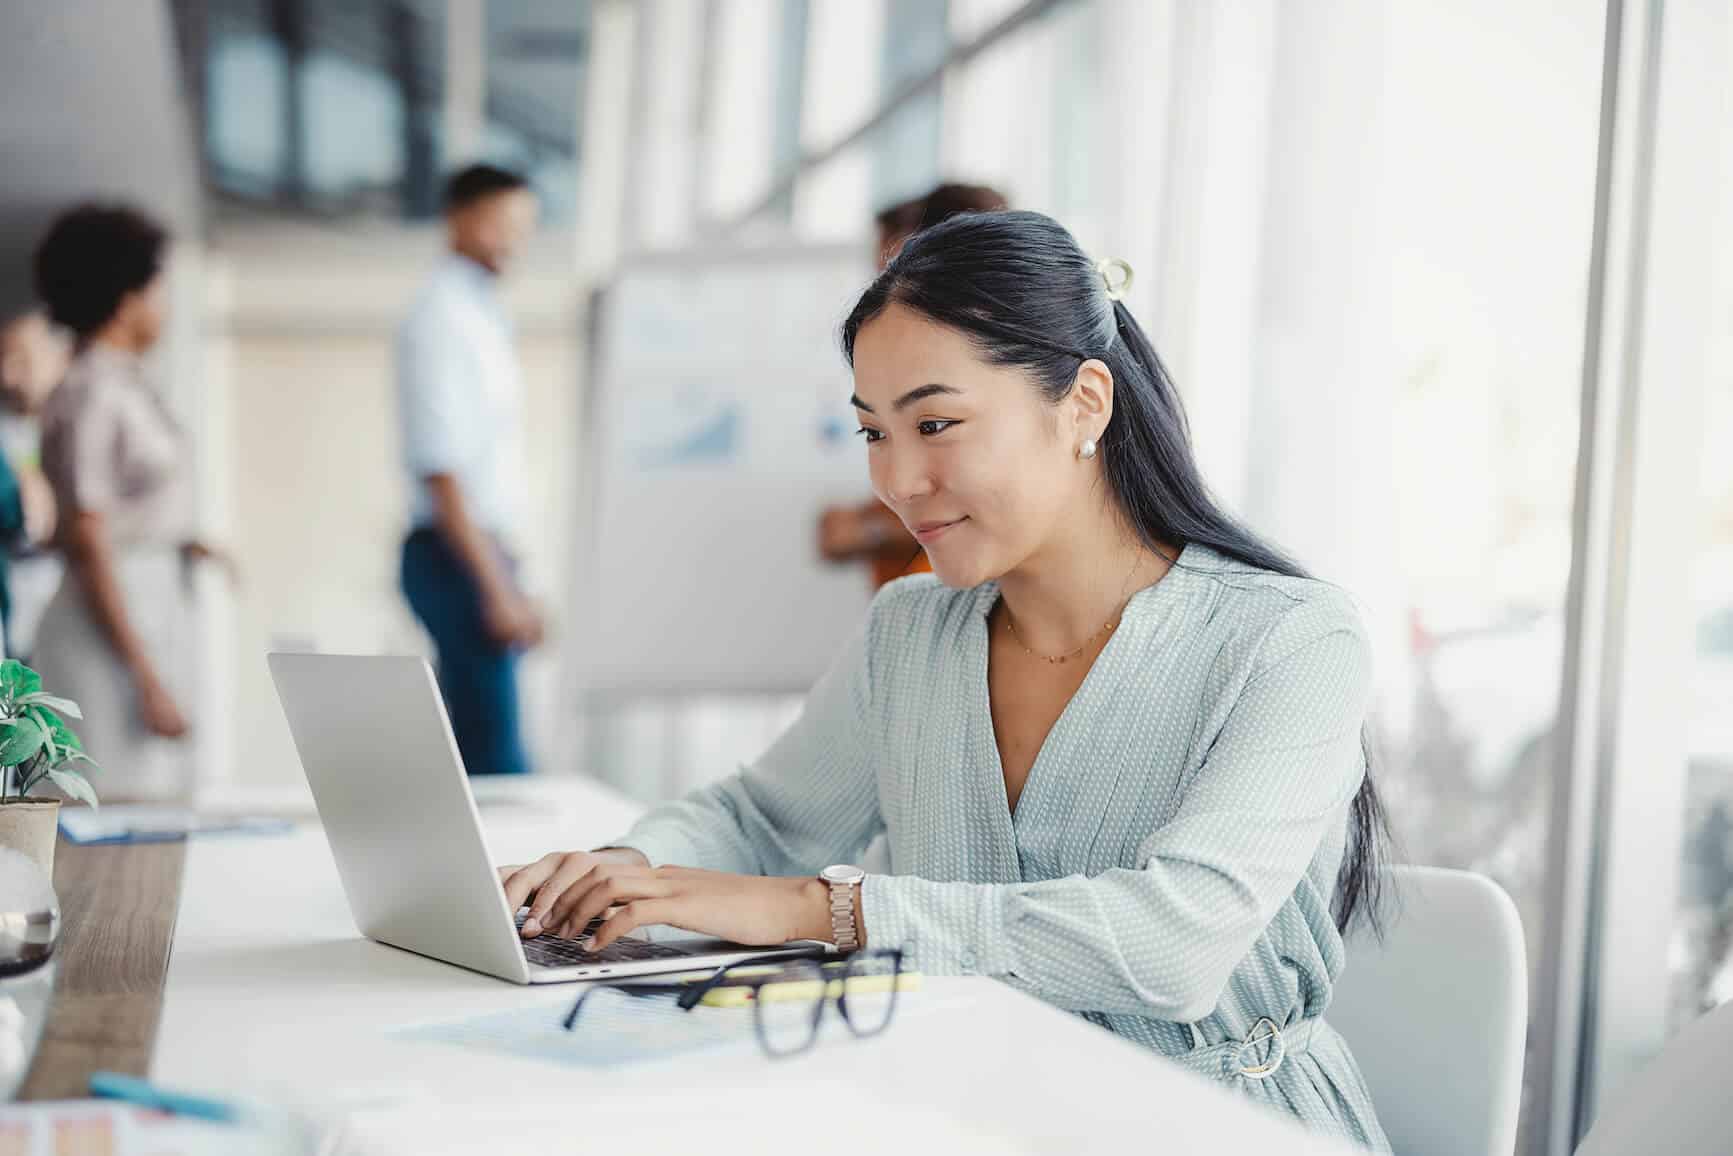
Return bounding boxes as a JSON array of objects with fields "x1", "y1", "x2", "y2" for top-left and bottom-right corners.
[{"x1": 1185, "y1": 1016, "x2": 1318, "y2": 1081}]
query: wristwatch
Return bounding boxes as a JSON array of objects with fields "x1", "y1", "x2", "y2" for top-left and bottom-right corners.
[{"x1": 820, "y1": 864, "x2": 866, "y2": 953}]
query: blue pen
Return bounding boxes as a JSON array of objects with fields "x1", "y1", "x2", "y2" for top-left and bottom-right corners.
[{"x1": 89, "y1": 1071, "x2": 239, "y2": 1123}]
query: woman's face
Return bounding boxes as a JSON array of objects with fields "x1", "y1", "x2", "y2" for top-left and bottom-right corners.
[
  {"x1": 118, "y1": 271, "x2": 168, "y2": 350},
  {"x1": 850, "y1": 302, "x2": 1109, "y2": 588}
]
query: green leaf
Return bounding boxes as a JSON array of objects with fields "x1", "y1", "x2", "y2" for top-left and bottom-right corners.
[
  {"x1": 45, "y1": 767, "x2": 98, "y2": 809},
  {"x1": 0, "y1": 661, "x2": 41, "y2": 698},
  {"x1": 18, "y1": 693, "x2": 82, "y2": 720},
  {"x1": 26, "y1": 708, "x2": 81, "y2": 753},
  {"x1": 56, "y1": 750, "x2": 101, "y2": 781},
  {"x1": 0, "y1": 715, "x2": 46, "y2": 767},
  {"x1": 22, "y1": 716, "x2": 55, "y2": 770}
]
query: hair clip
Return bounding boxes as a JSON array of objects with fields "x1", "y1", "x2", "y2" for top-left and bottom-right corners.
[{"x1": 1095, "y1": 257, "x2": 1134, "y2": 302}]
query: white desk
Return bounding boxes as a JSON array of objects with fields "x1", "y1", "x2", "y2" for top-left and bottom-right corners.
[{"x1": 155, "y1": 777, "x2": 1360, "y2": 1154}]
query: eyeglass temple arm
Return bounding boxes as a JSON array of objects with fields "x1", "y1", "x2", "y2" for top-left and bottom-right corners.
[{"x1": 675, "y1": 952, "x2": 819, "y2": 1011}]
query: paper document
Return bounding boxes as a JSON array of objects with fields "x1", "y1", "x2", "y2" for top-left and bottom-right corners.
[
  {"x1": 396, "y1": 981, "x2": 957, "y2": 1071},
  {"x1": 394, "y1": 989, "x2": 757, "y2": 1068},
  {"x1": 58, "y1": 805, "x2": 293, "y2": 845}
]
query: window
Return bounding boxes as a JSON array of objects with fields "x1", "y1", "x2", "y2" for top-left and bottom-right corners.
[
  {"x1": 1667, "y1": 154, "x2": 1733, "y2": 1033},
  {"x1": 183, "y1": 0, "x2": 582, "y2": 222},
  {"x1": 872, "y1": 0, "x2": 948, "y2": 208},
  {"x1": 484, "y1": 0, "x2": 586, "y2": 225}
]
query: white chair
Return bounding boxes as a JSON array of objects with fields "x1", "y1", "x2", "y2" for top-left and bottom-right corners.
[
  {"x1": 1573, "y1": 997, "x2": 1733, "y2": 1156},
  {"x1": 1328, "y1": 865, "x2": 1527, "y2": 1156}
]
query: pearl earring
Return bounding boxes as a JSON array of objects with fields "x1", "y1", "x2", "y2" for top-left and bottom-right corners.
[{"x1": 1078, "y1": 438, "x2": 1098, "y2": 460}]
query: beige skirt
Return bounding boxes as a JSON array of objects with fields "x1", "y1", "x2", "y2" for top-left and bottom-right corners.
[{"x1": 30, "y1": 548, "x2": 191, "y2": 801}]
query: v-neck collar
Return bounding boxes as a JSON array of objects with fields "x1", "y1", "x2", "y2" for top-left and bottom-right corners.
[{"x1": 968, "y1": 542, "x2": 1210, "y2": 853}]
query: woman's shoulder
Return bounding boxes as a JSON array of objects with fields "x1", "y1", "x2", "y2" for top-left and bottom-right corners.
[
  {"x1": 868, "y1": 570, "x2": 983, "y2": 619},
  {"x1": 39, "y1": 371, "x2": 94, "y2": 435},
  {"x1": 1178, "y1": 543, "x2": 1369, "y2": 668},
  {"x1": 44, "y1": 351, "x2": 141, "y2": 425},
  {"x1": 861, "y1": 573, "x2": 987, "y2": 655}
]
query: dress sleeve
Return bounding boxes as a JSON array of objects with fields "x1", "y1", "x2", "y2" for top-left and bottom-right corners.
[
  {"x1": 860, "y1": 593, "x2": 1373, "y2": 1022},
  {"x1": 42, "y1": 388, "x2": 122, "y2": 517}
]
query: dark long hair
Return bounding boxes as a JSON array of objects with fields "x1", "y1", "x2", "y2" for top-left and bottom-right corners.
[{"x1": 840, "y1": 210, "x2": 1390, "y2": 935}]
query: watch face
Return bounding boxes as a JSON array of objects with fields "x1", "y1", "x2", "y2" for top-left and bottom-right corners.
[{"x1": 821, "y1": 864, "x2": 865, "y2": 884}]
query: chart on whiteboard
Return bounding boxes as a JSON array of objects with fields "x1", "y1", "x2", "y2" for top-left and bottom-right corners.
[
  {"x1": 617, "y1": 377, "x2": 859, "y2": 479},
  {"x1": 621, "y1": 381, "x2": 743, "y2": 472}
]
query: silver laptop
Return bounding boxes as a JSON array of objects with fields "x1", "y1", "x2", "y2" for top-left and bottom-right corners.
[{"x1": 267, "y1": 652, "x2": 823, "y2": 984}]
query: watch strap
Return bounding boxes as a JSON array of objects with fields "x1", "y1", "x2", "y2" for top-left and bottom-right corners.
[{"x1": 827, "y1": 875, "x2": 861, "y2": 953}]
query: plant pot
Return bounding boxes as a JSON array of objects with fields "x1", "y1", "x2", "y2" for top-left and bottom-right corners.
[{"x1": 0, "y1": 799, "x2": 60, "y2": 876}]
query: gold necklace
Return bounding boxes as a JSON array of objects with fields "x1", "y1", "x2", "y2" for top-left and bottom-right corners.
[
  {"x1": 1004, "y1": 610, "x2": 1119, "y2": 665},
  {"x1": 1001, "y1": 555, "x2": 1145, "y2": 666}
]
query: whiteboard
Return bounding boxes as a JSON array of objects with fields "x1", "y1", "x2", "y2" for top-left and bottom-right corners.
[{"x1": 572, "y1": 243, "x2": 880, "y2": 694}]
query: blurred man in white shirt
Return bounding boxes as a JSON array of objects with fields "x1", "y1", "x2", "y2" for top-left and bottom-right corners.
[{"x1": 396, "y1": 164, "x2": 540, "y2": 775}]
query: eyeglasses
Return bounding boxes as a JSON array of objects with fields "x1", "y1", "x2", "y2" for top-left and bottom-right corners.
[{"x1": 561, "y1": 949, "x2": 906, "y2": 1059}]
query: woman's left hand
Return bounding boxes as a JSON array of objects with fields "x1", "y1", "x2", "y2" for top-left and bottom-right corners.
[
  {"x1": 181, "y1": 539, "x2": 241, "y2": 586},
  {"x1": 513, "y1": 860, "x2": 832, "y2": 950}
]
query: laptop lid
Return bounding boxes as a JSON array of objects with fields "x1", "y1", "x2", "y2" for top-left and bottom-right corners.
[{"x1": 267, "y1": 652, "x2": 531, "y2": 983}]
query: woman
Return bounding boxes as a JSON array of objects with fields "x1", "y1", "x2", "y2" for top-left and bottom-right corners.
[
  {"x1": 30, "y1": 205, "x2": 199, "y2": 798},
  {"x1": 817, "y1": 181, "x2": 1009, "y2": 589},
  {"x1": 503, "y1": 211, "x2": 1392, "y2": 1149}
]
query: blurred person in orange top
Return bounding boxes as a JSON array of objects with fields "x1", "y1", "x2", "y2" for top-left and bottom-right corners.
[{"x1": 818, "y1": 182, "x2": 1009, "y2": 588}]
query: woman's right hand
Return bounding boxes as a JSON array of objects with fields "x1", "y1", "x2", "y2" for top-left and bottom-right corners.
[
  {"x1": 498, "y1": 847, "x2": 651, "y2": 937},
  {"x1": 134, "y1": 671, "x2": 188, "y2": 738}
]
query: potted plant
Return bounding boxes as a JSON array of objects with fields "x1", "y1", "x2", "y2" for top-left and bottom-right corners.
[{"x1": 0, "y1": 660, "x2": 98, "y2": 874}]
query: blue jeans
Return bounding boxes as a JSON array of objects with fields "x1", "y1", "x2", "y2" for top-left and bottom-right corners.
[{"x1": 400, "y1": 528, "x2": 531, "y2": 776}]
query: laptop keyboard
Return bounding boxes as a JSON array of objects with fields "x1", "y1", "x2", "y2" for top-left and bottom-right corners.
[{"x1": 515, "y1": 912, "x2": 690, "y2": 968}]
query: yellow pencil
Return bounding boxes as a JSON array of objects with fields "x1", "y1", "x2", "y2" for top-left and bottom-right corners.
[{"x1": 696, "y1": 971, "x2": 922, "y2": 1008}]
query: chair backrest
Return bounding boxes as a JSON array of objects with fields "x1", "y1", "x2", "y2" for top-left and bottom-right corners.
[
  {"x1": 1328, "y1": 865, "x2": 1527, "y2": 1156},
  {"x1": 1574, "y1": 997, "x2": 1733, "y2": 1156}
]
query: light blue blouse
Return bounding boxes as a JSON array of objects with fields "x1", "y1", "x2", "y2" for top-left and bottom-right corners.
[{"x1": 614, "y1": 543, "x2": 1391, "y2": 1151}]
